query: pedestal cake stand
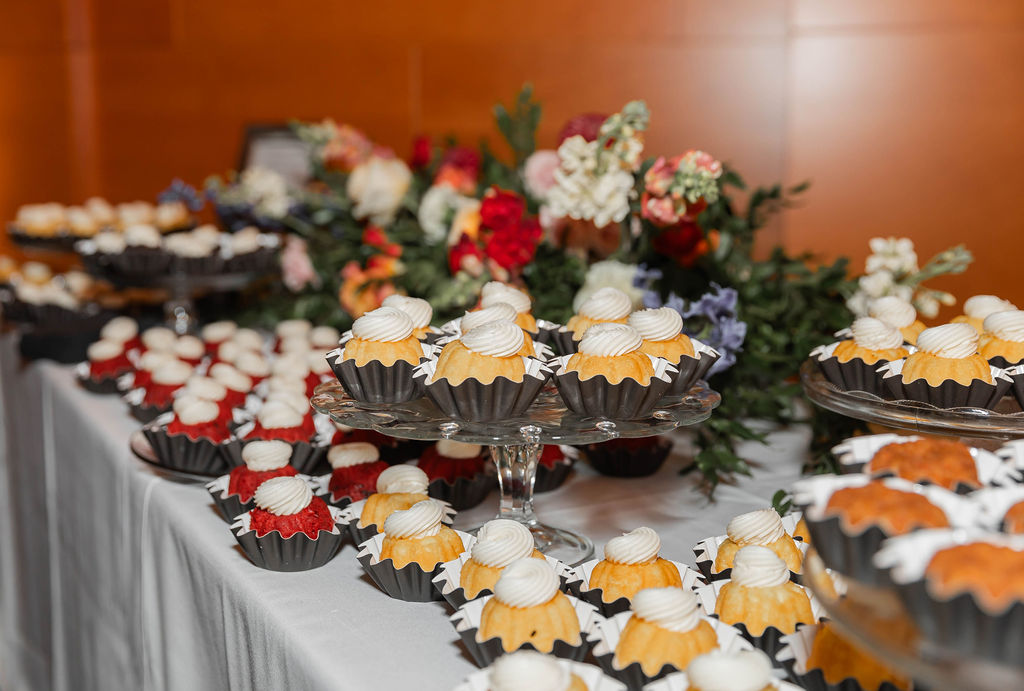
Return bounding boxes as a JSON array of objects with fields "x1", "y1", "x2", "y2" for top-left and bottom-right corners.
[{"x1": 311, "y1": 380, "x2": 720, "y2": 565}]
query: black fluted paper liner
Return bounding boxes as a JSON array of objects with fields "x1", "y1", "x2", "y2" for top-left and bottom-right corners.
[
  {"x1": 141, "y1": 425, "x2": 231, "y2": 476},
  {"x1": 77, "y1": 372, "x2": 124, "y2": 395},
  {"x1": 582, "y1": 437, "x2": 673, "y2": 478},
  {"x1": 233, "y1": 522, "x2": 344, "y2": 572},
  {"x1": 170, "y1": 253, "x2": 224, "y2": 275},
  {"x1": 224, "y1": 247, "x2": 278, "y2": 274},
  {"x1": 328, "y1": 353, "x2": 424, "y2": 404},
  {"x1": 882, "y1": 367, "x2": 1011, "y2": 410},
  {"x1": 130, "y1": 401, "x2": 168, "y2": 424},
  {"x1": 206, "y1": 476, "x2": 254, "y2": 523},
  {"x1": 804, "y1": 515, "x2": 892, "y2": 586},
  {"x1": 219, "y1": 436, "x2": 328, "y2": 475},
  {"x1": 356, "y1": 551, "x2": 445, "y2": 602},
  {"x1": 458, "y1": 629, "x2": 589, "y2": 669},
  {"x1": 378, "y1": 439, "x2": 430, "y2": 466},
  {"x1": 534, "y1": 457, "x2": 574, "y2": 492},
  {"x1": 548, "y1": 329, "x2": 579, "y2": 357},
  {"x1": 428, "y1": 472, "x2": 494, "y2": 511},
  {"x1": 555, "y1": 371, "x2": 673, "y2": 421},
  {"x1": 1008, "y1": 366, "x2": 1024, "y2": 410},
  {"x1": 533, "y1": 320, "x2": 564, "y2": 349},
  {"x1": 786, "y1": 666, "x2": 905, "y2": 691},
  {"x1": 817, "y1": 355, "x2": 889, "y2": 396},
  {"x1": 988, "y1": 355, "x2": 1023, "y2": 370},
  {"x1": 3, "y1": 300, "x2": 89, "y2": 326},
  {"x1": 591, "y1": 651, "x2": 675, "y2": 690},
  {"x1": 424, "y1": 373, "x2": 548, "y2": 423},
  {"x1": 667, "y1": 347, "x2": 720, "y2": 397},
  {"x1": 422, "y1": 329, "x2": 447, "y2": 346},
  {"x1": 109, "y1": 247, "x2": 171, "y2": 276}
]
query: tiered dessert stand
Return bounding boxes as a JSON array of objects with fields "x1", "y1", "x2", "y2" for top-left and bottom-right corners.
[
  {"x1": 800, "y1": 358, "x2": 1024, "y2": 690},
  {"x1": 311, "y1": 380, "x2": 720, "y2": 565}
]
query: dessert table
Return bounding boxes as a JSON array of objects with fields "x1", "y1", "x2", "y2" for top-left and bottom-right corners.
[{"x1": 0, "y1": 334, "x2": 808, "y2": 691}]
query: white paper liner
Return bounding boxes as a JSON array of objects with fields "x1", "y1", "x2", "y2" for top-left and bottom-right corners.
[
  {"x1": 830, "y1": 432, "x2": 1018, "y2": 489},
  {"x1": 432, "y1": 533, "x2": 575, "y2": 609},
  {"x1": 452, "y1": 659, "x2": 627, "y2": 691},
  {"x1": 996, "y1": 438, "x2": 1024, "y2": 472},
  {"x1": 567, "y1": 558, "x2": 705, "y2": 616},
  {"x1": 357, "y1": 529, "x2": 474, "y2": 602},
  {"x1": 693, "y1": 514, "x2": 807, "y2": 581},
  {"x1": 643, "y1": 672, "x2": 802, "y2": 691},
  {"x1": 874, "y1": 528, "x2": 1024, "y2": 585},
  {"x1": 877, "y1": 358, "x2": 1013, "y2": 409},
  {"x1": 971, "y1": 486, "x2": 1024, "y2": 531}
]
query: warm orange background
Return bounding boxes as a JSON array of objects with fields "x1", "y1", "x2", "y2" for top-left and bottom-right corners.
[{"x1": 2, "y1": 0, "x2": 1023, "y2": 311}]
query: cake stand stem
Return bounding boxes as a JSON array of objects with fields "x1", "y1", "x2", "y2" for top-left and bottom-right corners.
[{"x1": 487, "y1": 426, "x2": 593, "y2": 565}]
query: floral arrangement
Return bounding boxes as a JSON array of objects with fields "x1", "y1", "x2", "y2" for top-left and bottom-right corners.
[{"x1": 207, "y1": 87, "x2": 968, "y2": 490}]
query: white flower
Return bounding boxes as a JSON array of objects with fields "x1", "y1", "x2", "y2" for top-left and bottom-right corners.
[
  {"x1": 522, "y1": 150, "x2": 560, "y2": 201},
  {"x1": 346, "y1": 156, "x2": 412, "y2": 227},
  {"x1": 239, "y1": 166, "x2": 292, "y2": 219},
  {"x1": 846, "y1": 292, "x2": 871, "y2": 317},
  {"x1": 546, "y1": 136, "x2": 635, "y2": 229},
  {"x1": 866, "y1": 237, "x2": 918, "y2": 275},
  {"x1": 858, "y1": 270, "x2": 895, "y2": 298},
  {"x1": 891, "y1": 284, "x2": 914, "y2": 303},
  {"x1": 572, "y1": 260, "x2": 645, "y2": 312},
  {"x1": 914, "y1": 293, "x2": 940, "y2": 319},
  {"x1": 418, "y1": 185, "x2": 463, "y2": 244}
]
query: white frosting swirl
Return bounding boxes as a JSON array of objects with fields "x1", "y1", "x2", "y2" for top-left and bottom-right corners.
[
  {"x1": 965, "y1": 295, "x2": 1016, "y2": 319},
  {"x1": 376, "y1": 465, "x2": 429, "y2": 494},
  {"x1": 275, "y1": 319, "x2": 312, "y2": 340},
  {"x1": 382, "y1": 498, "x2": 444, "y2": 539},
  {"x1": 730, "y1": 545, "x2": 790, "y2": 587},
  {"x1": 173, "y1": 335, "x2": 205, "y2": 360},
  {"x1": 916, "y1": 323, "x2": 980, "y2": 359},
  {"x1": 123, "y1": 223, "x2": 160, "y2": 247},
  {"x1": 480, "y1": 282, "x2": 532, "y2": 314},
  {"x1": 461, "y1": 320, "x2": 524, "y2": 357},
  {"x1": 232, "y1": 328, "x2": 265, "y2": 351},
  {"x1": 256, "y1": 401, "x2": 303, "y2": 429},
  {"x1": 578, "y1": 286, "x2": 632, "y2": 320},
  {"x1": 488, "y1": 651, "x2": 570, "y2": 691},
  {"x1": 253, "y1": 476, "x2": 312, "y2": 516},
  {"x1": 308, "y1": 350, "x2": 332, "y2": 375},
  {"x1": 201, "y1": 320, "x2": 237, "y2": 343},
  {"x1": 578, "y1": 323, "x2": 643, "y2": 356},
  {"x1": 630, "y1": 587, "x2": 702, "y2": 633},
  {"x1": 436, "y1": 439, "x2": 482, "y2": 459},
  {"x1": 493, "y1": 558, "x2": 560, "y2": 608},
  {"x1": 869, "y1": 296, "x2": 916, "y2": 329},
  {"x1": 328, "y1": 441, "x2": 379, "y2": 468},
  {"x1": 242, "y1": 440, "x2": 292, "y2": 471},
  {"x1": 726, "y1": 509, "x2": 786, "y2": 546},
  {"x1": 100, "y1": 316, "x2": 138, "y2": 343},
  {"x1": 351, "y1": 306, "x2": 414, "y2": 342},
  {"x1": 471, "y1": 519, "x2": 535, "y2": 568},
  {"x1": 603, "y1": 526, "x2": 661, "y2": 565},
  {"x1": 628, "y1": 308, "x2": 683, "y2": 342},
  {"x1": 265, "y1": 390, "x2": 309, "y2": 415},
  {"x1": 984, "y1": 310, "x2": 1024, "y2": 342},
  {"x1": 216, "y1": 340, "x2": 244, "y2": 364},
  {"x1": 171, "y1": 394, "x2": 204, "y2": 417},
  {"x1": 461, "y1": 303, "x2": 519, "y2": 333},
  {"x1": 309, "y1": 325, "x2": 341, "y2": 348},
  {"x1": 151, "y1": 360, "x2": 193, "y2": 386},
  {"x1": 141, "y1": 327, "x2": 177, "y2": 352},
  {"x1": 87, "y1": 339, "x2": 123, "y2": 362},
  {"x1": 94, "y1": 230, "x2": 126, "y2": 254},
  {"x1": 271, "y1": 352, "x2": 310, "y2": 379},
  {"x1": 382, "y1": 294, "x2": 433, "y2": 329},
  {"x1": 209, "y1": 363, "x2": 253, "y2": 393},
  {"x1": 184, "y1": 376, "x2": 227, "y2": 401},
  {"x1": 175, "y1": 398, "x2": 219, "y2": 425},
  {"x1": 235, "y1": 351, "x2": 271, "y2": 378},
  {"x1": 686, "y1": 650, "x2": 774, "y2": 691},
  {"x1": 266, "y1": 375, "x2": 306, "y2": 395},
  {"x1": 139, "y1": 350, "x2": 177, "y2": 372},
  {"x1": 850, "y1": 317, "x2": 904, "y2": 351}
]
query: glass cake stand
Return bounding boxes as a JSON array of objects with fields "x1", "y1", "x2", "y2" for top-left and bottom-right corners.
[
  {"x1": 311, "y1": 380, "x2": 721, "y2": 564},
  {"x1": 802, "y1": 549, "x2": 1024, "y2": 691},
  {"x1": 800, "y1": 360, "x2": 1024, "y2": 441}
]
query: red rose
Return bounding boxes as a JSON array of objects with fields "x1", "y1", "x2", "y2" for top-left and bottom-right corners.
[
  {"x1": 652, "y1": 222, "x2": 709, "y2": 268},
  {"x1": 558, "y1": 113, "x2": 606, "y2": 143},
  {"x1": 448, "y1": 234, "x2": 483, "y2": 275},
  {"x1": 440, "y1": 146, "x2": 481, "y2": 179},
  {"x1": 479, "y1": 188, "x2": 526, "y2": 232},
  {"x1": 361, "y1": 225, "x2": 388, "y2": 248},
  {"x1": 485, "y1": 217, "x2": 542, "y2": 271},
  {"x1": 409, "y1": 136, "x2": 432, "y2": 170}
]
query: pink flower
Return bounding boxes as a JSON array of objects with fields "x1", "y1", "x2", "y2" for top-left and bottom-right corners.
[
  {"x1": 281, "y1": 235, "x2": 319, "y2": 293},
  {"x1": 643, "y1": 156, "x2": 676, "y2": 197},
  {"x1": 641, "y1": 192, "x2": 680, "y2": 227},
  {"x1": 684, "y1": 149, "x2": 723, "y2": 177},
  {"x1": 522, "y1": 150, "x2": 560, "y2": 201}
]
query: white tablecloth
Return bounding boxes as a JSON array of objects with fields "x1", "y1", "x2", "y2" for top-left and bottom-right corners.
[{"x1": 0, "y1": 337, "x2": 809, "y2": 691}]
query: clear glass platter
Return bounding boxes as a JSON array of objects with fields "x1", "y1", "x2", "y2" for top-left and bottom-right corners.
[
  {"x1": 800, "y1": 360, "x2": 1024, "y2": 440},
  {"x1": 311, "y1": 379, "x2": 720, "y2": 565},
  {"x1": 802, "y1": 548, "x2": 1024, "y2": 691}
]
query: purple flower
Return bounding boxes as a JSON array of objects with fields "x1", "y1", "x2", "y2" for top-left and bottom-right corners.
[
  {"x1": 159, "y1": 179, "x2": 204, "y2": 212},
  {"x1": 647, "y1": 283, "x2": 746, "y2": 375}
]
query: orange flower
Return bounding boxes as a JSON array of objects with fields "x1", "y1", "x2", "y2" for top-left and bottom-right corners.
[{"x1": 338, "y1": 257, "x2": 401, "y2": 318}]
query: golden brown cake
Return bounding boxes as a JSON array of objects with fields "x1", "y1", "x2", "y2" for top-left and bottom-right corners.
[
  {"x1": 563, "y1": 323, "x2": 655, "y2": 385},
  {"x1": 588, "y1": 527, "x2": 682, "y2": 603},
  {"x1": 794, "y1": 517, "x2": 811, "y2": 543},
  {"x1": 432, "y1": 320, "x2": 528, "y2": 385},
  {"x1": 479, "y1": 281, "x2": 538, "y2": 333},
  {"x1": 806, "y1": 622, "x2": 910, "y2": 690},
  {"x1": 713, "y1": 509, "x2": 803, "y2": 574},
  {"x1": 832, "y1": 318, "x2": 909, "y2": 365},
  {"x1": 381, "y1": 294, "x2": 435, "y2": 341},
  {"x1": 925, "y1": 542, "x2": 1024, "y2": 611},
  {"x1": 714, "y1": 546, "x2": 815, "y2": 636},
  {"x1": 459, "y1": 519, "x2": 544, "y2": 598},
  {"x1": 358, "y1": 465, "x2": 431, "y2": 529},
  {"x1": 980, "y1": 309, "x2": 1024, "y2": 364},
  {"x1": 485, "y1": 650, "x2": 587, "y2": 691},
  {"x1": 342, "y1": 306, "x2": 424, "y2": 366},
  {"x1": 378, "y1": 499, "x2": 464, "y2": 569},
  {"x1": 1003, "y1": 501, "x2": 1024, "y2": 534},
  {"x1": 868, "y1": 438, "x2": 978, "y2": 491},
  {"x1": 952, "y1": 294, "x2": 1017, "y2": 334},
  {"x1": 869, "y1": 296, "x2": 926, "y2": 346},
  {"x1": 686, "y1": 649, "x2": 777, "y2": 691},
  {"x1": 477, "y1": 559, "x2": 581, "y2": 653},
  {"x1": 613, "y1": 587, "x2": 717, "y2": 676},
  {"x1": 629, "y1": 307, "x2": 695, "y2": 362},
  {"x1": 902, "y1": 323, "x2": 992, "y2": 386},
  {"x1": 564, "y1": 286, "x2": 633, "y2": 340},
  {"x1": 824, "y1": 480, "x2": 949, "y2": 534}
]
